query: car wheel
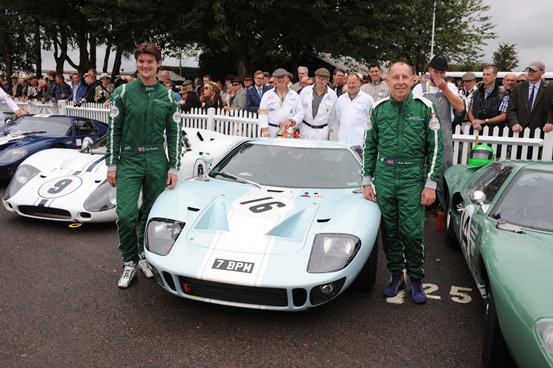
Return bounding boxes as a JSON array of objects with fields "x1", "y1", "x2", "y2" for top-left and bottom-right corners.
[
  {"x1": 352, "y1": 240, "x2": 378, "y2": 292},
  {"x1": 482, "y1": 289, "x2": 516, "y2": 368},
  {"x1": 445, "y1": 206, "x2": 459, "y2": 248}
]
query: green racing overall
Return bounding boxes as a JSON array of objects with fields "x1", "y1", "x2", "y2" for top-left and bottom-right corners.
[
  {"x1": 106, "y1": 80, "x2": 182, "y2": 262},
  {"x1": 363, "y1": 92, "x2": 443, "y2": 280}
]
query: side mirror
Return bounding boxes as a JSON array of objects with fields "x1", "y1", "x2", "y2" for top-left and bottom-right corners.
[
  {"x1": 193, "y1": 153, "x2": 214, "y2": 179},
  {"x1": 81, "y1": 136, "x2": 94, "y2": 153},
  {"x1": 471, "y1": 190, "x2": 488, "y2": 212}
]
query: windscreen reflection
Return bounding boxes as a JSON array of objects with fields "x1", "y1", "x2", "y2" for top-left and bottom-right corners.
[
  {"x1": 210, "y1": 143, "x2": 362, "y2": 189},
  {"x1": 491, "y1": 169, "x2": 553, "y2": 232}
]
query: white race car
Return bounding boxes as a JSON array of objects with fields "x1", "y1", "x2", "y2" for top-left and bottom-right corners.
[{"x1": 2, "y1": 128, "x2": 244, "y2": 222}]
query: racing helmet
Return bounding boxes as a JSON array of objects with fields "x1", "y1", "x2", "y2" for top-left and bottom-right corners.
[{"x1": 469, "y1": 144, "x2": 495, "y2": 167}]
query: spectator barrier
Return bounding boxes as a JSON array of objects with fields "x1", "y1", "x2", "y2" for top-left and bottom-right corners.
[{"x1": 3, "y1": 100, "x2": 552, "y2": 163}]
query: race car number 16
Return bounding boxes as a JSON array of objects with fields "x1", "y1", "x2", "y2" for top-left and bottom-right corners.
[{"x1": 240, "y1": 196, "x2": 285, "y2": 213}]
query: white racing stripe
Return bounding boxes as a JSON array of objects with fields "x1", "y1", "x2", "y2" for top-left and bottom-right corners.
[{"x1": 196, "y1": 188, "x2": 299, "y2": 286}]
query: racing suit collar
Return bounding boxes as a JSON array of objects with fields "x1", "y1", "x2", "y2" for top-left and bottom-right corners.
[{"x1": 137, "y1": 78, "x2": 161, "y2": 92}]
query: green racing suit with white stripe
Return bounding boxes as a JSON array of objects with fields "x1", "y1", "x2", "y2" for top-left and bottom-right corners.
[
  {"x1": 362, "y1": 92, "x2": 443, "y2": 280},
  {"x1": 106, "y1": 80, "x2": 182, "y2": 263}
]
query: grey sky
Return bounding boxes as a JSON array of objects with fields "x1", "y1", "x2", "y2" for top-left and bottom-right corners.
[{"x1": 481, "y1": 0, "x2": 553, "y2": 71}]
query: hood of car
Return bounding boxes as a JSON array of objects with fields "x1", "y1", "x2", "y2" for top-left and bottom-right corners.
[
  {"x1": 21, "y1": 148, "x2": 106, "y2": 177},
  {"x1": 482, "y1": 227, "x2": 553, "y2": 318},
  {"x1": 150, "y1": 178, "x2": 377, "y2": 256},
  {"x1": 0, "y1": 135, "x2": 59, "y2": 151}
]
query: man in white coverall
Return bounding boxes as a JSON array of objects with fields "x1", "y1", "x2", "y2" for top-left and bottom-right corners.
[
  {"x1": 298, "y1": 67, "x2": 337, "y2": 140},
  {"x1": 258, "y1": 68, "x2": 304, "y2": 138}
]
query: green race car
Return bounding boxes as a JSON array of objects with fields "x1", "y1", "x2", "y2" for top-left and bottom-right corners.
[{"x1": 444, "y1": 160, "x2": 553, "y2": 368}]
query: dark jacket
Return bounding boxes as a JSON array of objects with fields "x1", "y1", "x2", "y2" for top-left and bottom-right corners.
[
  {"x1": 471, "y1": 82, "x2": 504, "y2": 120},
  {"x1": 180, "y1": 92, "x2": 201, "y2": 113},
  {"x1": 507, "y1": 80, "x2": 553, "y2": 130}
]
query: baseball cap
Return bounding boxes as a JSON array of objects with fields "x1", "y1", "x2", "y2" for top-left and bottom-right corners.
[{"x1": 428, "y1": 56, "x2": 449, "y2": 71}]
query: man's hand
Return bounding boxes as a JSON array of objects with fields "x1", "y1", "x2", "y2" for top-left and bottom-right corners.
[
  {"x1": 431, "y1": 74, "x2": 447, "y2": 91},
  {"x1": 14, "y1": 109, "x2": 30, "y2": 118},
  {"x1": 107, "y1": 171, "x2": 116, "y2": 187},
  {"x1": 511, "y1": 123, "x2": 523, "y2": 133},
  {"x1": 279, "y1": 119, "x2": 294, "y2": 129},
  {"x1": 421, "y1": 187, "x2": 436, "y2": 206},
  {"x1": 261, "y1": 127, "x2": 270, "y2": 138},
  {"x1": 543, "y1": 123, "x2": 553, "y2": 133},
  {"x1": 471, "y1": 119, "x2": 483, "y2": 131},
  {"x1": 363, "y1": 186, "x2": 377, "y2": 202},
  {"x1": 167, "y1": 173, "x2": 178, "y2": 189}
]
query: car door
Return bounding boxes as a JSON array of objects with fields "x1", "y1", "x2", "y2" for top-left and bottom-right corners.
[{"x1": 460, "y1": 163, "x2": 513, "y2": 279}]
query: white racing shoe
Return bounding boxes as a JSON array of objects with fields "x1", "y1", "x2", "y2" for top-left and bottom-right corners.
[
  {"x1": 118, "y1": 261, "x2": 137, "y2": 288},
  {"x1": 138, "y1": 253, "x2": 154, "y2": 279}
]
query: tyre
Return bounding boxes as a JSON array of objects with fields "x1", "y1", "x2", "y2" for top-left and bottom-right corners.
[
  {"x1": 353, "y1": 240, "x2": 378, "y2": 292},
  {"x1": 482, "y1": 289, "x2": 516, "y2": 368},
  {"x1": 445, "y1": 206, "x2": 459, "y2": 249}
]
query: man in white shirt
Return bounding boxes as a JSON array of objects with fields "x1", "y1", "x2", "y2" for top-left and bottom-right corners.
[
  {"x1": 258, "y1": 68, "x2": 304, "y2": 138},
  {"x1": 412, "y1": 56, "x2": 464, "y2": 209},
  {"x1": 335, "y1": 73, "x2": 374, "y2": 146},
  {"x1": 0, "y1": 88, "x2": 29, "y2": 129},
  {"x1": 298, "y1": 68, "x2": 337, "y2": 140}
]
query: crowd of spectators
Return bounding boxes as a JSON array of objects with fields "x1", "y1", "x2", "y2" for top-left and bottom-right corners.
[
  {"x1": 2, "y1": 57, "x2": 552, "y2": 142},
  {"x1": 0, "y1": 70, "x2": 134, "y2": 106}
]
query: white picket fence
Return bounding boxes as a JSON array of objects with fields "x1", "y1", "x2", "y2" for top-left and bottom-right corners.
[{"x1": 4, "y1": 100, "x2": 553, "y2": 163}]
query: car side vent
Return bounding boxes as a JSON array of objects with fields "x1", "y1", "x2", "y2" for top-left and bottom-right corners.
[
  {"x1": 267, "y1": 189, "x2": 284, "y2": 193},
  {"x1": 317, "y1": 218, "x2": 331, "y2": 223},
  {"x1": 187, "y1": 207, "x2": 200, "y2": 212}
]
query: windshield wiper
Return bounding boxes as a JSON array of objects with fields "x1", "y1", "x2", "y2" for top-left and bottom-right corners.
[
  {"x1": 211, "y1": 171, "x2": 264, "y2": 189},
  {"x1": 496, "y1": 220, "x2": 525, "y2": 234},
  {"x1": 21, "y1": 130, "x2": 47, "y2": 136}
]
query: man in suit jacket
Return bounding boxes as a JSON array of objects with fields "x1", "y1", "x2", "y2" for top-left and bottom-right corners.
[
  {"x1": 507, "y1": 60, "x2": 553, "y2": 133},
  {"x1": 246, "y1": 70, "x2": 270, "y2": 113}
]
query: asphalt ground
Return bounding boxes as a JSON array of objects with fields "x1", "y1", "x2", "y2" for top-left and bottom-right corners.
[{"x1": 0, "y1": 183, "x2": 485, "y2": 368}]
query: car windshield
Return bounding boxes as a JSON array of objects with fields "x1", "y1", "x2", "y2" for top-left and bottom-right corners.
[
  {"x1": 209, "y1": 142, "x2": 362, "y2": 189},
  {"x1": 491, "y1": 169, "x2": 553, "y2": 232},
  {"x1": 2, "y1": 116, "x2": 72, "y2": 137}
]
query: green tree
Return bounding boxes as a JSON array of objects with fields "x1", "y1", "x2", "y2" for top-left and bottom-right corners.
[{"x1": 492, "y1": 42, "x2": 518, "y2": 71}]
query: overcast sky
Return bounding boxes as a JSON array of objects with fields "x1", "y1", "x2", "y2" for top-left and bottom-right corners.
[
  {"x1": 481, "y1": 0, "x2": 553, "y2": 71},
  {"x1": 42, "y1": 0, "x2": 551, "y2": 74}
]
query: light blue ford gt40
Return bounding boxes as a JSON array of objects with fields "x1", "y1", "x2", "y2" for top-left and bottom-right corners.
[{"x1": 145, "y1": 137, "x2": 381, "y2": 311}]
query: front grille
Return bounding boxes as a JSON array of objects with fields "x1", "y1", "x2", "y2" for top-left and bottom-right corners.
[
  {"x1": 179, "y1": 276, "x2": 288, "y2": 307},
  {"x1": 18, "y1": 206, "x2": 72, "y2": 219}
]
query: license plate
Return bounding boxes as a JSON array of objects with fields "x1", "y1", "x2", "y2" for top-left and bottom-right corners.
[{"x1": 212, "y1": 258, "x2": 254, "y2": 273}]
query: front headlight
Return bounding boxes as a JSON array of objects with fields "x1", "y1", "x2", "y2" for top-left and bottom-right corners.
[
  {"x1": 307, "y1": 234, "x2": 361, "y2": 273},
  {"x1": 146, "y1": 218, "x2": 185, "y2": 256},
  {"x1": 0, "y1": 147, "x2": 28, "y2": 162},
  {"x1": 536, "y1": 318, "x2": 553, "y2": 361},
  {"x1": 83, "y1": 180, "x2": 117, "y2": 212},
  {"x1": 3, "y1": 164, "x2": 39, "y2": 200}
]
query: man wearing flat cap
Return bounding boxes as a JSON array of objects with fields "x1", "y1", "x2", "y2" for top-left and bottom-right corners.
[
  {"x1": 413, "y1": 55, "x2": 464, "y2": 209},
  {"x1": 224, "y1": 76, "x2": 247, "y2": 111},
  {"x1": 298, "y1": 67, "x2": 337, "y2": 140},
  {"x1": 507, "y1": 60, "x2": 553, "y2": 134},
  {"x1": 258, "y1": 68, "x2": 304, "y2": 138}
]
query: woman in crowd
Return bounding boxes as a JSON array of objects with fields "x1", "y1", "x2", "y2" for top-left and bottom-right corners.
[{"x1": 200, "y1": 82, "x2": 223, "y2": 110}]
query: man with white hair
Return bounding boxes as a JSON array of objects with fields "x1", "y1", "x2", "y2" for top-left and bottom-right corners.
[{"x1": 291, "y1": 66, "x2": 308, "y2": 92}]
